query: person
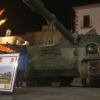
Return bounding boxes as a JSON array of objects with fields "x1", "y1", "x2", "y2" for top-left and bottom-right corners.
[{"x1": 15, "y1": 45, "x2": 28, "y2": 88}]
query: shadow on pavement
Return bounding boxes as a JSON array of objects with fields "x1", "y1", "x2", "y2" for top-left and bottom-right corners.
[{"x1": 0, "y1": 87, "x2": 37, "y2": 95}]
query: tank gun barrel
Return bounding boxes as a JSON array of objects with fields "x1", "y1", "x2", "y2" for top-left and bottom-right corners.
[{"x1": 23, "y1": 0, "x2": 75, "y2": 42}]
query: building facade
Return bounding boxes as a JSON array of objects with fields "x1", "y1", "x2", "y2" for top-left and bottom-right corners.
[{"x1": 73, "y1": 3, "x2": 100, "y2": 35}]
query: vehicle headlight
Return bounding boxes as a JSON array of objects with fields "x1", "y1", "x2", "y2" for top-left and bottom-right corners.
[{"x1": 87, "y1": 44, "x2": 97, "y2": 52}]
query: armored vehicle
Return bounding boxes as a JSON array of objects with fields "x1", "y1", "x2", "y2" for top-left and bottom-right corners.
[
  {"x1": 0, "y1": 72, "x2": 11, "y2": 84},
  {"x1": 23, "y1": 0, "x2": 100, "y2": 87}
]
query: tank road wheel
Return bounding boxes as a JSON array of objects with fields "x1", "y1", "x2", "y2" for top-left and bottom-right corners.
[
  {"x1": 26, "y1": 78, "x2": 38, "y2": 86},
  {"x1": 31, "y1": 79, "x2": 39, "y2": 86},
  {"x1": 38, "y1": 78, "x2": 46, "y2": 86},
  {"x1": 46, "y1": 78, "x2": 52, "y2": 86},
  {"x1": 58, "y1": 78, "x2": 63, "y2": 85},
  {"x1": 52, "y1": 78, "x2": 58, "y2": 82},
  {"x1": 88, "y1": 60, "x2": 100, "y2": 87},
  {"x1": 61, "y1": 78, "x2": 67, "y2": 86},
  {"x1": 26, "y1": 79, "x2": 33, "y2": 87}
]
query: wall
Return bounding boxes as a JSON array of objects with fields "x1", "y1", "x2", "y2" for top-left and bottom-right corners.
[
  {"x1": 75, "y1": 7, "x2": 100, "y2": 35},
  {"x1": 25, "y1": 31, "x2": 42, "y2": 45},
  {"x1": 20, "y1": 25, "x2": 61, "y2": 45}
]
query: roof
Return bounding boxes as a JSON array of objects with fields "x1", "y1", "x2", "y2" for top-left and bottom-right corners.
[{"x1": 73, "y1": 3, "x2": 100, "y2": 11}]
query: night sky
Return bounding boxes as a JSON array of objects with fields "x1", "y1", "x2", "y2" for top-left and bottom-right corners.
[{"x1": 0, "y1": 0, "x2": 99, "y2": 36}]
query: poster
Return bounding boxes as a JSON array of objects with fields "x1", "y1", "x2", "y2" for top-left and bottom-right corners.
[{"x1": 0, "y1": 53, "x2": 20, "y2": 93}]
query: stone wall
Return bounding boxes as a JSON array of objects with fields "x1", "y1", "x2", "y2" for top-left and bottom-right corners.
[{"x1": 21, "y1": 25, "x2": 62, "y2": 45}]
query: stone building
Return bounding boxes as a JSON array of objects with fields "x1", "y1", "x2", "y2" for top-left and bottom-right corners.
[
  {"x1": 73, "y1": 3, "x2": 100, "y2": 35},
  {"x1": 23, "y1": 25, "x2": 61, "y2": 45}
]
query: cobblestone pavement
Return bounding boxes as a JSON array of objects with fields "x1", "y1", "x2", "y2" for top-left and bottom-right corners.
[{"x1": 0, "y1": 84, "x2": 100, "y2": 100}]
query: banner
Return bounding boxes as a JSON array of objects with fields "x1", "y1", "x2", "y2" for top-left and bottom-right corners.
[{"x1": 0, "y1": 53, "x2": 20, "y2": 93}]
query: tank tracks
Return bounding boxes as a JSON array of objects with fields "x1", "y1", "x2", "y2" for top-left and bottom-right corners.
[
  {"x1": 88, "y1": 60, "x2": 100, "y2": 87},
  {"x1": 26, "y1": 77, "x2": 73, "y2": 87}
]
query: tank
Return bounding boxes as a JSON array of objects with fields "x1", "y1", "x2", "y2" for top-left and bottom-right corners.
[
  {"x1": 0, "y1": 72, "x2": 11, "y2": 84},
  {"x1": 23, "y1": 0, "x2": 100, "y2": 87}
]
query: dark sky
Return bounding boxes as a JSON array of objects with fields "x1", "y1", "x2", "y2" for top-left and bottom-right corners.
[{"x1": 0, "y1": 0, "x2": 100, "y2": 36}]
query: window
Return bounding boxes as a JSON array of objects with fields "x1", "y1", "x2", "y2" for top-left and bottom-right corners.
[{"x1": 83, "y1": 15, "x2": 90, "y2": 27}]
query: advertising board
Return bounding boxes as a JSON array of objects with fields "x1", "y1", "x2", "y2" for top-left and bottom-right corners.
[{"x1": 0, "y1": 53, "x2": 20, "y2": 93}]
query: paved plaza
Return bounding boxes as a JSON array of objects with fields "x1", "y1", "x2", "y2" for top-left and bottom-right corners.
[
  {"x1": 0, "y1": 78, "x2": 100, "y2": 100},
  {"x1": 0, "y1": 85, "x2": 100, "y2": 100}
]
